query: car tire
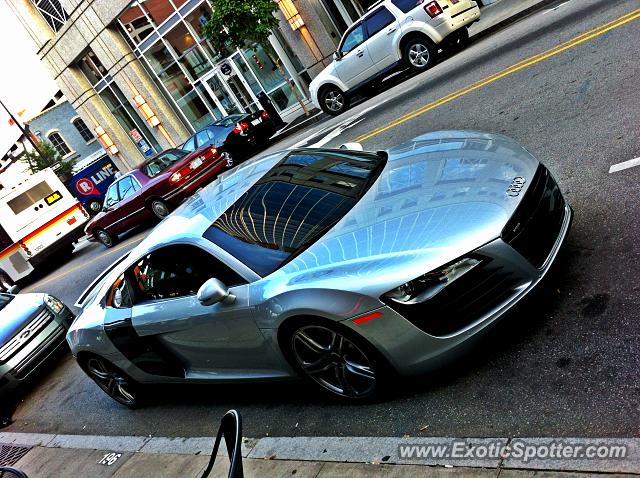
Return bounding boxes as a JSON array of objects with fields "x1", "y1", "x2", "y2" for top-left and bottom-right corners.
[
  {"x1": 319, "y1": 86, "x2": 349, "y2": 116},
  {"x1": 403, "y1": 37, "x2": 437, "y2": 71},
  {"x1": 94, "y1": 228, "x2": 116, "y2": 248},
  {"x1": 79, "y1": 355, "x2": 143, "y2": 408},
  {"x1": 282, "y1": 318, "x2": 391, "y2": 400},
  {"x1": 85, "y1": 199, "x2": 103, "y2": 216},
  {"x1": 448, "y1": 27, "x2": 470, "y2": 52},
  {"x1": 149, "y1": 199, "x2": 171, "y2": 220},
  {"x1": 220, "y1": 150, "x2": 234, "y2": 168}
]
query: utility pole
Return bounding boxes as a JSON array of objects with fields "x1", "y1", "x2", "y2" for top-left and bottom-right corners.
[{"x1": 0, "y1": 97, "x2": 44, "y2": 157}]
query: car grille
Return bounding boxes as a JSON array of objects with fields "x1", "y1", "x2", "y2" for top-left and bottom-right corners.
[
  {"x1": 502, "y1": 165, "x2": 566, "y2": 269},
  {"x1": 383, "y1": 257, "x2": 523, "y2": 337},
  {"x1": 9, "y1": 324, "x2": 65, "y2": 380},
  {"x1": 0, "y1": 308, "x2": 54, "y2": 363}
]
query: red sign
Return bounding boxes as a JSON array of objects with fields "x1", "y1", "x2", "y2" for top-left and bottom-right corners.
[
  {"x1": 76, "y1": 178, "x2": 99, "y2": 196},
  {"x1": 130, "y1": 129, "x2": 143, "y2": 142}
]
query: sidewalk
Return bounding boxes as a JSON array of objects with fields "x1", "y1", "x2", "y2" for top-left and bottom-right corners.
[{"x1": 1, "y1": 432, "x2": 638, "y2": 477}]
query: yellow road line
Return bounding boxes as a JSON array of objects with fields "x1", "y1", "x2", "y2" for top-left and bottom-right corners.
[
  {"x1": 354, "y1": 7, "x2": 640, "y2": 143},
  {"x1": 24, "y1": 236, "x2": 144, "y2": 292}
]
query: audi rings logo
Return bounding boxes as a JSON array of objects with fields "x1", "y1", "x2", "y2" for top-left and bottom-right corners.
[{"x1": 507, "y1": 177, "x2": 526, "y2": 197}]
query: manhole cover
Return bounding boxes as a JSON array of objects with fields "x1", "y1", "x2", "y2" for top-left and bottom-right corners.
[{"x1": 0, "y1": 443, "x2": 31, "y2": 467}]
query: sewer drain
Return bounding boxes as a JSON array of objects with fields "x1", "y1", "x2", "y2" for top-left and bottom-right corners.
[{"x1": 0, "y1": 443, "x2": 31, "y2": 467}]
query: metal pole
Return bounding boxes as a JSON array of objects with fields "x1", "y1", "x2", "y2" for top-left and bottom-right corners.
[{"x1": 0, "y1": 97, "x2": 44, "y2": 157}]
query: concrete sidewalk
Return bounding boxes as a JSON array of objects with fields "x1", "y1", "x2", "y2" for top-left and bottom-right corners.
[{"x1": 1, "y1": 432, "x2": 638, "y2": 477}]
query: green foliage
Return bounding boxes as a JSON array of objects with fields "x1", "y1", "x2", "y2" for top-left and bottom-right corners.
[
  {"x1": 22, "y1": 141, "x2": 75, "y2": 177},
  {"x1": 202, "y1": 0, "x2": 280, "y2": 52}
]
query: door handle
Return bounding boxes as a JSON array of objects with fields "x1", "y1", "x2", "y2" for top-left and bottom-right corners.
[
  {"x1": 356, "y1": 50, "x2": 364, "y2": 57},
  {"x1": 387, "y1": 27, "x2": 396, "y2": 35}
]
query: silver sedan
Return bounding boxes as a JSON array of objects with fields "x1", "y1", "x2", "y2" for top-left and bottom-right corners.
[{"x1": 68, "y1": 131, "x2": 572, "y2": 406}]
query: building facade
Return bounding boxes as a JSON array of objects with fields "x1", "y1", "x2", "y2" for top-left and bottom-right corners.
[{"x1": 7, "y1": 0, "x2": 370, "y2": 171}]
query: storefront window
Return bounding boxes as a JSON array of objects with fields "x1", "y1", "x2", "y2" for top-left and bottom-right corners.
[
  {"x1": 119, "y1": 3, "x2": 153, "y2": 44},
  {"x1": 196, "y1": 83, "x2": 222, "y2": 120},
  {"x1": 158, "y1": 63, "x2": 192, "y2": 100},
  {"x1": 176, "y1": 88, "x2": 213, "y2": 131},
  {"x1": 269, "y1": 83, "x2": 299, "y2": 111},
  {"x1": 140, "y1": 0, "x2": 177, "y2": 26},
  {"x1": 78, "y1": 51, "x2": 107, "y2": 86},
  {"x1": 165, "y1": 23, "x2": 212, "y2": 79},
  {"x1": 143, "y1": 41, "x2": 175, "y2": 74},
  {"x1": 234, "y1": 54, "x2": 262, "y2": 96}
]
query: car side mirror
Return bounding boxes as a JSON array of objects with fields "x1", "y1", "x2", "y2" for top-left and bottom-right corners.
[
  {"x1": 7, "y1": 285, "x2": 20, "y2": 295},
  {"x1": 333, "y1": 51, "x2": 342, "y2": 61},
  {"x1": 197, "y1": 278, "x2": 236, "y2": 306}
]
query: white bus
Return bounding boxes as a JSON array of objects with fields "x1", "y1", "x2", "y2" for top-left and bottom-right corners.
[{"x1": 0, "y1": 168, "x2": 89, "y2": 281}]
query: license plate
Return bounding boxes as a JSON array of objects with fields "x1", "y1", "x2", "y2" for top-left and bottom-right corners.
[
  {"x1": 190, "y1": 157, "x2": 204, "y2": 169},
  {"x1": 251, "y1": 118, "x2": 262, "y2": 126}
]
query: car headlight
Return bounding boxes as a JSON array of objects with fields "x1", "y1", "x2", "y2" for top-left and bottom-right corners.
[
  {"x1": 44, "y1": 295, "x2": 65, "y2": 314},
  {"x1": 383, "y1": 258, "x2": 481, "y2": 304}
]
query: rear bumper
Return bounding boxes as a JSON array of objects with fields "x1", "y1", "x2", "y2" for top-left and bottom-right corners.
[
  {"x1": 345, "y1": 202, "x2": 572, "y2": 377},
  {"x1": 434, "y1": 3, "x2": 481, "y2": 40},
  {"x1": 163, "y1": 157, "x2": 228, "y2": 205}
]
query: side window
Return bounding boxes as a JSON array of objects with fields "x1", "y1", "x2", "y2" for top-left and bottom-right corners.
[
  {"x1": 391, "y1": 0, "x2": 420, "y2": 14},
  {"x1": 183, "y1": 136, "x2": 196, "y2": 152},
  {"x1": 196, "y1": 130, "x2": 210, "y2": 148},
  {"x1": 126, "y1": 245, "x2": 246, "y2": 303},
  {"x1": 364, "y1": 7, "x2": 395, "y2": 37},
  {"x1": 117, "y1": 176, "x2": 136, "y2": 201},
  {"x1": 104, "y1": 183, "x2": 120, "y2": 208},
  {"x1": 340, "y1": 23, "x2": 365, "y2": 55}
]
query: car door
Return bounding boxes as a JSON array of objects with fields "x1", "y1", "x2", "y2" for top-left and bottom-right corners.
[
  {"x1": 335, "y1": 22, "x2": 375, "y2": 88},
  {"x1": 363, "y1": 6, "x2": 400, "y2": 70},
  {"x1": 101, "y1": 182, "x2": 122, "y2": 232},
  {"x1": 112, "y1": 175, "x2": 146, "y2": 233},
  {"x1": 126, "y1": 244, "x2": 277, "y2": 377}
]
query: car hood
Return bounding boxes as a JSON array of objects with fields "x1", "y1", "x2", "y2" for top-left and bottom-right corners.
[
  {"x1": 274, "y1": 131, "x2": 540, "y2": 297},
  {"x1": 0, "y1": 293, "x2": 46, "y2": 344}
]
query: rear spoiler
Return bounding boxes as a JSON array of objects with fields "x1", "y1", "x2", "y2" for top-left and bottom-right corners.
[{"x1": 74, "y1": 252, "x2": 131, "y2": 309}]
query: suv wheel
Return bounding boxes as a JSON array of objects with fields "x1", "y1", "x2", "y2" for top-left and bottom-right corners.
[
  {"x1": 403, "y1": 37, "x2": 436, "y2": 71},
  {"x1": 320, "y1": 86, "x2": 349, "y2": 116}
]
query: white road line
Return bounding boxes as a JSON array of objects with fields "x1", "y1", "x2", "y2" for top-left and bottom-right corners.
[
  {"x1": 609, "y1": 156, "x2": 640, "y2": 173},
  {"x1": 543, "y1": 0, "x2": 571, "y2": 14}
]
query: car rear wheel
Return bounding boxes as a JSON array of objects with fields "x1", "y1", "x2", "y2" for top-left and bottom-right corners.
[
  {"x1": 150, "y1": 199, "x2": 170, "y2": 219},
  {"x1": 94, "y1": 228, "x2": 116, "y2": 248},
  {"x1": 403, "y1": 37, "x2": 437, "y2": 71},
  {"x1": 320, "y1": 86, "x2": 349, "y2": 116},
  {"x1": 80, "y1": 355, "x2": 141, "y2": 408},
  {"x1": 285, "y1": 321, "x2": 386, "y2": 400}
]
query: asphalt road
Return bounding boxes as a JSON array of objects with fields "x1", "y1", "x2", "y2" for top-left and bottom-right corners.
[{"x1": 3, "y1": 0, "x2": 640, "y2": 439}]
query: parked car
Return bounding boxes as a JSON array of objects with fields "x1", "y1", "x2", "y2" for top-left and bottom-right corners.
[
  {"x1": 85, "y1": 146, "x2": 233, "y2": 248},
  {"x1": 181, "y1": 111, "x2": 277, "y2": 161},
  {"x1": 69, "y1": 131, "x2": 572, "y2": 406},
  {"x1": 0, "y1": 287, "x2": 74, "y2": 393},
  {"x1": 66, "y1": 152, "x2": 120, "y2": 215},
  {"x1": 310, "y1": 0, "x2": 481, "y2": 115}
]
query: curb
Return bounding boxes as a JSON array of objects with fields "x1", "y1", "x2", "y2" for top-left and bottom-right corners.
[{"x1": 1, "y1": 432, "x2": 638, "y2": 475}]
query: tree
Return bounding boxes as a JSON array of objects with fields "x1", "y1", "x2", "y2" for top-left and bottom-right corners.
[
  {"x1": 22, "y1": 141, "x2": 75, "y2": 180},
  {"x1": 202, "y1": 0, "x2": 309, "y2": 115}
]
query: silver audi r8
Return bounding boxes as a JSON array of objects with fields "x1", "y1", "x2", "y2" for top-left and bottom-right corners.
[{"x1": 68, "y1": 131, "x2": 572, "y2": 406}]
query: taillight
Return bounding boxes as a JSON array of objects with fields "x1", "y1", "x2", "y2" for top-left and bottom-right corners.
[
  {"x1": 232, "y1": 122, "x2": 249, "y2": 134},
  {"x1": 424, "y1": 0, "x2": 443, "y2": 17},
  {"x1": 209, "y1": 147, "x2": 218, "y2": 157},
  {"x1": 170, "y1": 165, "x2": 193, "y2": 184},
  {"x1": 261, "y1": 111, "x2": 269, "y2": 119}
]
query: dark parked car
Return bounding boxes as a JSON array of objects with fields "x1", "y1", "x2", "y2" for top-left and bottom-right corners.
[
  {"x1": 182, "y1": 111, "x2": 277, "y2": 162},
  {"x1": 0, "y1": 288, "x2": 74, "y2": 393},
  {"x1": 85, "y1": 146, "x2": 233, "y2": 248}
]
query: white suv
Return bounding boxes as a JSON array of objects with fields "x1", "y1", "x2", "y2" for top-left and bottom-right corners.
[{"x1": 310, "y1": 0, "x2": 480, "y2": 115}]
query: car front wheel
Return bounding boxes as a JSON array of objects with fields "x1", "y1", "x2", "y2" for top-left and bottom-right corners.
[
  {"x1": 285, "y1": 321, "x2": 386, "y2": 400},
  {"x1": 94, "y1": 228, "x2": 116, "y2": 248},
  {"x1": 80, "y1": 355, "x2": 142, "y2": 408},
  {"x1": 320, "y1": 86, "x2": 349, "y2": 116},
  {"x1": 403, "y1": 37, "x2": 437, "y2": 71}
]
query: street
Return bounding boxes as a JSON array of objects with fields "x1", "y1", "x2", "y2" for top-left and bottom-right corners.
[{"x1": 4, "y1": 0, "x2": 640, "y2": 441}]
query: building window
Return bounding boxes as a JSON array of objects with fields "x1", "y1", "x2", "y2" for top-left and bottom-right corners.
[
  {"x1": 47, "y1": 132, "x2": 71, "y2": 156},
  {"x1": 72, "y1": 118, "x2": 94, "y2": 142},
  {"x1": 32, "y1": 0, "x2": 68, "y2": 32}
]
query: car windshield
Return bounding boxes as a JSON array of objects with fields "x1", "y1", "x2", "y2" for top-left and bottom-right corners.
[
  {"x1": 142, "y1": 149, "x2": 188, "y2": 177},
  {"x1": 203, "y1": 150, "x2": 387, "y2": 276},
  {"x1": 0, "y1": 294, "x2": 13, "y2": 311},
  {"x1": 214, "y1": 115, "x2": 246, "y2": 128}
]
